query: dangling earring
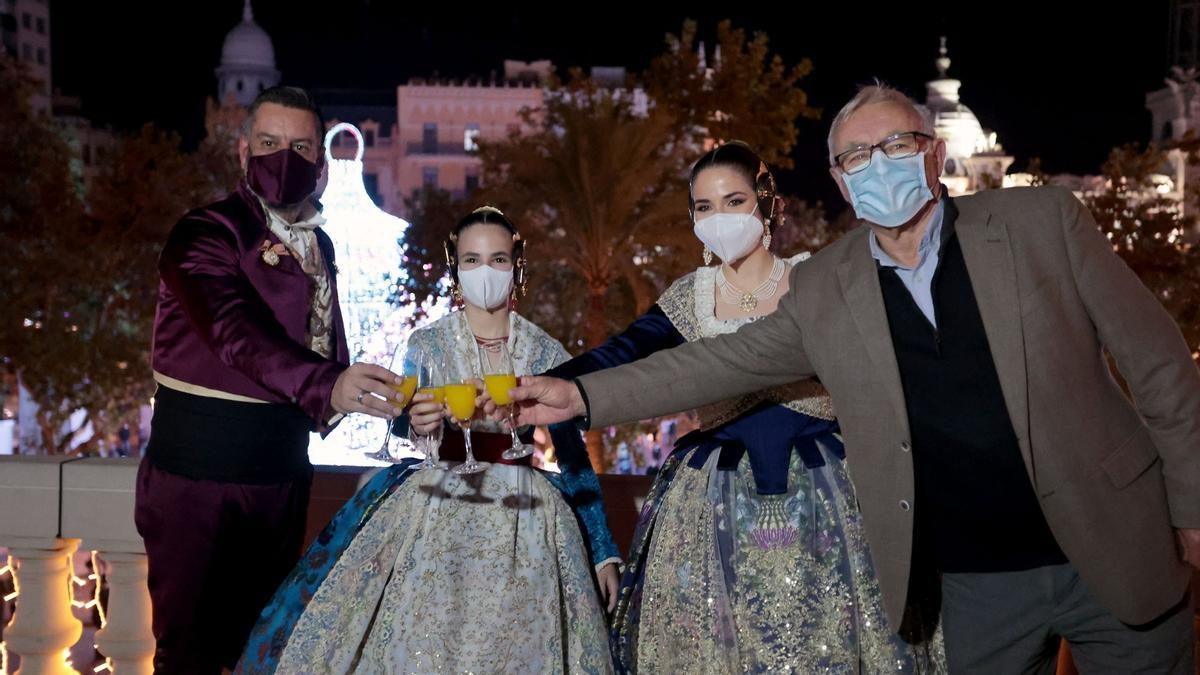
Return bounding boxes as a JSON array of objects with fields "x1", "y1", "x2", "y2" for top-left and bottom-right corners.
[
  {"x1": 513, "y1": 250, "x2": 528, "y2": 309},
  {"x1": 444, "y1": 237, "x2": 462, "y2": 306},
  {"x1": 763, "y1": 194, "x2": 782, "y2": 251},
  {"x1": 703, "y1": 247, "x2": 713, "y2": 266}
]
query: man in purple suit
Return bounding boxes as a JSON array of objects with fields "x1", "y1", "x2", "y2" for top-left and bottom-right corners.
[{"x1": 135, "y1": 86, "x2": 404, "y2": 674}]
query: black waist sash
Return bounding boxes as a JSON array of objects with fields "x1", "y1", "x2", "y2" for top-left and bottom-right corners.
[{"x1": 146, "y1": 385, "x2": 313, "y2": 484}]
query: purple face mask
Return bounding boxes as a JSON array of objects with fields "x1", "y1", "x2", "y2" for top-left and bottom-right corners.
[{"x1": 246, "y1": 148, "x2": 322, "y2": 207}]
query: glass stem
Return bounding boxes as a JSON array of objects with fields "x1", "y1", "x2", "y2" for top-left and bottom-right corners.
[
  {"x1": 462, "y1": 423, "x2": 476, "y2": 465},
  {"x1": 507, "y1": 406, "x2": 521, "y2": 447},
  {"x1": 380, "y1": 417, "x2": 393, "y2": 452}
]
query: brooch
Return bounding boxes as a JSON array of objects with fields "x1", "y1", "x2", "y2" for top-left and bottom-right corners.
[{"x1": 259, "y1": 240, "x2": 291, "y2": 267}]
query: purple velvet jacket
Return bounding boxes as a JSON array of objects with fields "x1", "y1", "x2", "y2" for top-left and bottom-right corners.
[{"x1": 151, "y1": 181, "x2": 349, "y2": 431}]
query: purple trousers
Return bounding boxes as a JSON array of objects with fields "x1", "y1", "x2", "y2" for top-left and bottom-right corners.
[{"x1": 134, "y1": 457, "x2": 310, "y2": 674}]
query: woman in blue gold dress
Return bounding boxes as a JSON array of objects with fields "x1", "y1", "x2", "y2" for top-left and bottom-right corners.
[{"x1": 546, "y1": 142, "x2": 946, "y2": 673}]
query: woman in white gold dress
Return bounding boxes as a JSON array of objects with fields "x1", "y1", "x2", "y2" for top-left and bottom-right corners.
[{"x1": 237, "y1": 207, "x2": 620, "y2": 674}]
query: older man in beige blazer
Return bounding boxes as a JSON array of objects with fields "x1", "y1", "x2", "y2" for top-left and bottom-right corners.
[{"x1": 510, "y1": 86, "x2": 1200, "y2": 672}]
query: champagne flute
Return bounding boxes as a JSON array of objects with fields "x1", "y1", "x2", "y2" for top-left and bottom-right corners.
[
  {"x1": 364, "y1": 343, "x2": 418, "y2": 463},
  {"x1": 445, "y1": 380, "x2": 485, "y2": 474},
  {"x1": 446, "y1": 326, "x2": 487, "y2": 475},
  {"x1": 414, "y1": 358, "x2": 445, "y2": 470},
  {"x1": 480, "y1": 341, "x2": 530, "y2": 460}
]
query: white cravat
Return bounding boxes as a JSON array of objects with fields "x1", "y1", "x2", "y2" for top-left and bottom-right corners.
[{"x1": 261, "y1": 199, "x2": 335, "y2": 359}]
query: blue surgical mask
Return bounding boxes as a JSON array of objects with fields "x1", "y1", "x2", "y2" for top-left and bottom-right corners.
[{"x1": 842, "y1": 151, "x2": 934, "y2": 228}]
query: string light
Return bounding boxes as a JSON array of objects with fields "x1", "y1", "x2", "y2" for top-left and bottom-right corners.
[
  {"x1": 65, "y1": 551, "x2": 112, "y2": 673},
  {"x1": 0, "y1": 554, "x2": 11, "y2": 672},
  {"x1": 89, "y1": 552, "x2": 107, "y2": 630},
  {"x1": 307, "y1": 123, "x2": 448, "y2": 465},
  {"x1": 0, "y1": 552, "x2": 14, "y2": 667},
  {"x1": 0, "y1": 556, "x2": 36, "y2": 673},
  {"x1": 70, "y1": 557, "x2": 89, "y2": 610}
]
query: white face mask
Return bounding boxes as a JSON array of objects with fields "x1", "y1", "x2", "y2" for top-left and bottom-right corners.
[
  {"x1": 458, "y1": 264, "x2": 514, "y2": 310},
  {"x1": 693, "y1": 203, "x2": 764, "y2": 264}
]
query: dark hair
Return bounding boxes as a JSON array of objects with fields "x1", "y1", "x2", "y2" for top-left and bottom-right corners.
[
  {"x1": 444, "y1": 207, "x2": 528, "y2": 293},
  {"x1": 240, "y1": 86, "x2": 326, "y2": 145},
  {"x1": 688, "y1": 141, "x2": 783, "y2": 230}
]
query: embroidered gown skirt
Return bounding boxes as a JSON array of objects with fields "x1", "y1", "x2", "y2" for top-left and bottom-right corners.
[
  {"x1": 237, "y1": 461, "x2": 613, "y2": 674},
  {"x1": 611, "y1": 419, "x2": 946, "y2": 674}
]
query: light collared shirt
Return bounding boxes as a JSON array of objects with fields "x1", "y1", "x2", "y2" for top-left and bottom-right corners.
[{"x1": 868, "y1": 200, "x2": 946, "y2": 328}]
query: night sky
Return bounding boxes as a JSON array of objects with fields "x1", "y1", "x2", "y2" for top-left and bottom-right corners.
[{"x1": 52, "y1": 1, "x2": 1170, "y2": 209}]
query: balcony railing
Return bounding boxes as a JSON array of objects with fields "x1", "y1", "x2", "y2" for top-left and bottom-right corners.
[
  {"x1": 0, "y1": 456, "x2": 151, "y2": 673},
  {"x1": 0, "y1": 455, "x2": 653, "y2": 673}
]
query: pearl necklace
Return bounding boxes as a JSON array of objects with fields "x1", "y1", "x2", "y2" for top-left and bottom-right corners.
[{"x1": 716, "y1": 257, "x2": 786, "y2": 312}]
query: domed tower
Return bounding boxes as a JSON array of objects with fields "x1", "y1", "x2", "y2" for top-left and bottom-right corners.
[
  {"x1": 214, "y1": 0, "x2": 280, "y2": 106},
  {"x1": 920, "y1": 37, "x2": 1013, "y2": 195}
]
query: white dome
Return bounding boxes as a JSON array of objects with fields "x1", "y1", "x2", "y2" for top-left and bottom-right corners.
[
  {"x1": 220, "y1": 1, "x2": 275, "y2": 69},
  {"x1": 921, "y1": 41, "x2": 993, "y2": 177}
]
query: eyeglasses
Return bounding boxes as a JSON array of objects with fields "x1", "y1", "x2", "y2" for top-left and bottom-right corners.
[{"x1": 832, "y1": 132, "x2": 934, "y2": 175}]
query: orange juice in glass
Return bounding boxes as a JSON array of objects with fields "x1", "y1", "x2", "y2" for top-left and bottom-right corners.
[
  {"x1": 484, "y1": 374, "x2": 518, "y2": 406},
  {"x1": 416, "y1": 386, "x2": 445, "y2": 405},
  {"x1": 389, "y1": 375, "x2": 418, "y2": 406},
  {"x1": 443, "y1": 383, "x2": 478, "y2": 423}
]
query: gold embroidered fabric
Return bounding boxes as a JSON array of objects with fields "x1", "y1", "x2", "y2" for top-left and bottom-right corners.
[
  {"x1": 274, "y1": 464, "x2": 613, "y2": 673},
  {"x1": 635, "y1": 448, "x2": 947, "y2": 673}
]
